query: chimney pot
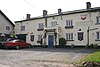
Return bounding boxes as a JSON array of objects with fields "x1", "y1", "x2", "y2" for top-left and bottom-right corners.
[
  {"x1": 86, "y1": 2, "x2": 91, "y2": 9},
  {"x1": 43, "y1": 10, "x2": 47, "y2": 17},
  {"x1": 58, "y1": 8, "x2": 62, "y2": 15},
  {"x1": 26, "y1": 14, "x2": 30, "y2": 19}
]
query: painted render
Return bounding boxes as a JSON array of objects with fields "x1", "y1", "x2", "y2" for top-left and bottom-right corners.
[
  {"x1": 15, "y1": 3, "x2": 100, "y2": 46},
  {"x1": 0, "y1": 10, "x2": 14, "y2": 37}
]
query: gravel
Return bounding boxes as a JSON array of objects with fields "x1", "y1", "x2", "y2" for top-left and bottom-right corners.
[{"x1": 0, "y1": 48, "x2": 99, "y2": 67}]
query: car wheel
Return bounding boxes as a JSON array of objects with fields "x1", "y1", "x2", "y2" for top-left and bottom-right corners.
[
  {"x1": 28, "y1": 45, "x2": 31, "y2": 48},
  {"x1": 16, "y1": 46, "x2": 19, "y2": 49}
]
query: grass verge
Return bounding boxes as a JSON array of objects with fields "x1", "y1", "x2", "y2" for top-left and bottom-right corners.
[{"x1": 77, "y1": 51, "x2": 100, "y2": 66}]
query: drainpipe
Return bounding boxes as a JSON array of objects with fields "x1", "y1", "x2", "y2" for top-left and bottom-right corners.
[
  {"x1": 87, "y1": 27, "x2": 90, "y2": 47},
  {"x1": 87, "y1": 27, "x2": 98, "y2": 47}
]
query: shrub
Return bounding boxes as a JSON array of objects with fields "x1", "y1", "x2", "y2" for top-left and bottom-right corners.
[
  {"x1": 71, "y1": 44, "x2": 74, "y2": 48},
  {"x1": 59, "y1": 37, "x2": 66, "y2": 48}
]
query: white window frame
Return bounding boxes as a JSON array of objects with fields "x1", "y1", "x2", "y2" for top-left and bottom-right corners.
[
  {"x1": 38, "y1": 23, "x2": 44, "y2": 29},
  {"x1": 96, "y1": 32, "x2": 100, "y2": 40},
  {"x1": 38, "y1": 35, "x2": 42, "y2": 41},
  {"x1": 66, "y1": 33, "x2": 73, "y2": 40},
  {"x1": 96, "y1": 16, "x2": 100, "y2": 24},
  {"x1": 66, "y1": 20, "x2": 73, "y2": 26},
  {"x1": 21, "y1": 26, "x2": 25, "y2": 31},
  {"x1": 51, "y1": 21, "x2": 57, "y2": 27}
]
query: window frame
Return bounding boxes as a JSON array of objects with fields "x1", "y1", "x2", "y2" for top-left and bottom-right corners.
[
  {"x1": 66, "y1": 33, "x2": 74, "y2": 41},
  {"x1": 65, "y1": 20, "x2": 73, "y2": 29},
  {"x1": 21, "y1": 26, "x2": 25, "y2": 31},
  {"x1": 30, "y1": 35, "x2": 34, "y2": 42},
  {"x1": 96, "y1": 16, "x2": 100, "y2": 24},
  {"x1": 6, "y1": 26, "x2": 10, "y2": 30},
  {"x1": 96, "y1": 32, "x2": 100, "y2": 41},
  {"x1": 51, "y1": 21, "x2": 57, "y2": 27}
]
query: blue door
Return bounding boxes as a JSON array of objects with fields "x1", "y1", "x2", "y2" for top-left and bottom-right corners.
[{"x1": 48, "y1": 35, "x2": 54, "y2": 48}]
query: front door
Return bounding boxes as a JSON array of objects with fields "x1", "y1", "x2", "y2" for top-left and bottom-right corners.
[{"x1": 48, "y1": 35, "x2": 54, "y2": 48}]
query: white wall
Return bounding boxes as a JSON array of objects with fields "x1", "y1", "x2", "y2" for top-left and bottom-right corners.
[
  {"x1": 15, "y1": 11, "x2": 100, "y2": 46},
  {"x1": 0, "y1": 13, "x2": 13, "y2": 35}
]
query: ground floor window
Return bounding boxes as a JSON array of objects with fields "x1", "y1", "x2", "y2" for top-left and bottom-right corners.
[
  {"x1": 66, "y1": 33, "x2": 73, "y2": 41},
  {"x1": 78, "y1": 32, "x2": 83, "y2": 41},
  {"x1": 96, "y1": 32, "x2": 100, "y2": 40},
  {"x1": 30, "y1": 35, "x2": 34, "y2": 41},
  {"x1": 38, "y1": 35, "x2": 42, "y2": 41}
]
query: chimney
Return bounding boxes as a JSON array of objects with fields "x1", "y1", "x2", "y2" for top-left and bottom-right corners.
[
  {"x1": 26, "y1": 14, "x2": 30, "y2": 19},
  {"x1": 43, "y1": 10, "x2": 47, "y2": 17},
  {"x1": 86, "y1": 2, "x2": 91, "y2": 9},
  {"x1": 58, "y1": 8, "x2": 62, "y2": 15}
]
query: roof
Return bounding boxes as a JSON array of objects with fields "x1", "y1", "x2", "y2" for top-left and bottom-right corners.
[
  {"x1": 15, "y1": 7, "x2": 100, "y2": 23},
  {"x1": 0, "y1": 10, "x2": 15, "y2": 27}
]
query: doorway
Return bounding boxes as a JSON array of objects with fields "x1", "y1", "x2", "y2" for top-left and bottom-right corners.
[{"x1": 48, "y1": 35, "x2": 54, "y2": 48}]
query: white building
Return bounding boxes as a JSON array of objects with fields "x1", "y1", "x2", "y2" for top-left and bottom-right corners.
[
  {"x1": 15, "y1": 2, "x2": 100, "y2": 47},
  {"x1": 0, "y1": 10, "x2": 14, "y2": 40}
]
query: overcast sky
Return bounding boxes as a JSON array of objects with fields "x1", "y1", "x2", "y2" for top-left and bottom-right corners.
[{"x1": 0, "y1": 0, "x2": 100, "y2": 22}]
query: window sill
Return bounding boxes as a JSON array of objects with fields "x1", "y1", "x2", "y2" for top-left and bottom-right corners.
[
  {"x1": 66, "y1": 40, "x2": 74, "y2": 41},
  {"x1": 37, "y1": 28, "x2": 44, "y2": 31},
  {"x1": 65, "y1": 26, "x2": 73, "y2": 29},
  {"x1": 95, "y1": 23, "x2": 100, "y2": 25},
  {"x1": 95, "y1": 39, "x2": 100, "y2": 41}
]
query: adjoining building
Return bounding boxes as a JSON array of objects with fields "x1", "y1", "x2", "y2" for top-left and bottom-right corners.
[
  {"x1": 0, "y1": 10, "x2": 15, "y2": 41},
  {"x1": 15, "y1": 2, "x2": 100, "y2": 47}
]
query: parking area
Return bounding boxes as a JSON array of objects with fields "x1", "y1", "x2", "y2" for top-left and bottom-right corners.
[{"x1": 0, "y1": 48, "x2": 99, "y2": 67}]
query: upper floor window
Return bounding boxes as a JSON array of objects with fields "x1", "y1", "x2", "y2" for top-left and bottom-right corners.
[
  {"x1": 21, "y1": 26, "x2": 25, "y2": 31},
  {"x1": 66, "y1": 33, "x2": 73, "y2": 41},
  {"x1": 38, "y1": 23, "x2": 44, "y2": 29},
  {"x1": 37, "y1": 23, "x2": 44, "y2": 31},
  {"x1": 96, "y1": 16, "x2": 100, "y2": 24},
  {"x1": 65, "y1": 20, "x2": 73, "y2": 29},
  {"x1": 96, "y1": 32, "x2": 100, "y2": 40},
  {"x1": 51, "y1": 21, "x2": 57, "y2": 27},
  {"x1": 6, "y1": 26, "x2": 10, "y2": 30}
]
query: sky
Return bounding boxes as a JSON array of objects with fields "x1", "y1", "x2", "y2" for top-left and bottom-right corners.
[{"x1": 0, "y1": 0, "x2": 100, "y2": 23}]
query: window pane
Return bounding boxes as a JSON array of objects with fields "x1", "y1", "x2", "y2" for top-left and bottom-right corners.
[
  {"x1": 66, "y1": 20, "x2": 73, "y2": 26},
  {"x1": 97, "y1": 32, "x2": 99, "y2": 39},
  {"x1": 30, "y1": 35, "x2": 34, "y2": 41},
  {"x1": 38, "y1": 35, "x2": 42, "y2": 41},
  {"x1": 39, "y1": 23, "x2": 44, "y2": 29},
  {"x1": 66, "y1": 33, "x2": 73, "y2": 40},
  {"x1": 51, "y1": 21, "x2": 57, "y2": 27},
  {"x1": 21, "y1": 26, "x2": 25, "y2": 31},
  {"x1": 71, "y1": 33, "x2": 73, "y2": 40}
]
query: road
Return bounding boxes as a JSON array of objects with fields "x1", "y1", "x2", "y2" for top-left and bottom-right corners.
[{"x1": 0, "y1": 48, "x2": 99, "y2": 67}]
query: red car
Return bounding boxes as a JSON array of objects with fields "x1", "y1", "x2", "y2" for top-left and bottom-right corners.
[{"x1": 4, "y1": 39, "x2": 31, "y2": 49}]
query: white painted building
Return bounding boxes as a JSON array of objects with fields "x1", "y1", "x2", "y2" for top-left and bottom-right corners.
[
  {"x1": 15, "y1": 2, "x2": 100, "y2": 47},
  {"x1": 0, "y1": 10, "x2": 14, "y2": 40}
]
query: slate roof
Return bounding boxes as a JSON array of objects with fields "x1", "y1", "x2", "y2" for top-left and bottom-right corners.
[{"x1": 15, "y1": 7, "x2": 100, "y2": 23}]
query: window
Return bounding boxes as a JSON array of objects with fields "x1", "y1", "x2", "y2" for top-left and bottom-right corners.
[
  {"x1": 51, "y1": 21, "x2": 57, "y2": 27},
  {"x1": 38, "y1": 35, "x2": 42, "y2": 41},
  {"x1": 96, "y1": 32, "x2": 100, "y2": 40},
  {"x1": 65, "y1": 20, "x2": 73, "y2": 28},
  {"x1": 96, "y1": 16, "x2": 100, "y2": 24},
  {"x1": 30, "y1": 35, "x2": 34, "y2": 41},
  {"x1": 6, "y1": 26, "x2": 10, "y2": 30},
  {"x1": 66, "y1": 20, "x2": 73, "y2": 26},
  {"x1": 21, "y1": 26, "x2": 25, "y2": 31},
  {"x1": 37, "y1": 23, "x2": 44, "y2": 31},
  {"x1": 38, "y1": 23, "x2": 44, "y2": 29},
  {"x1": 66, "y1": 33, "x2": 73, "y2": 41},
  {"x1": 78, "y1": 32, "x2": 83, "y2": 41}
]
